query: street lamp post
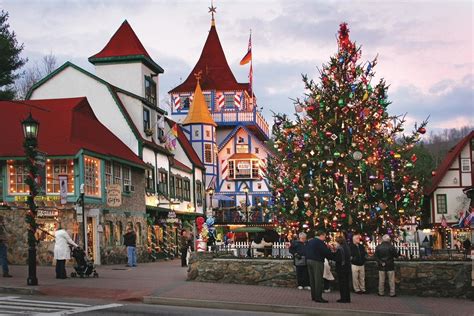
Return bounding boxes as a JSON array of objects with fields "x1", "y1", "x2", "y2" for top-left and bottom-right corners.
[
  {"x1": 22, "y1": 113, "x2": 40, "y2": 286},
  {"x1": 242, "y1": 183, "x2": 249, "y2": 224},
  {"x1": 206, "y1": 187, "x2": 214, "y2": 217}
]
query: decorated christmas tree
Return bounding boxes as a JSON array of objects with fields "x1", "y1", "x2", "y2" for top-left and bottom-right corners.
[{"x1": 267, "y1": 23, "x2": 428, "y2": 236}]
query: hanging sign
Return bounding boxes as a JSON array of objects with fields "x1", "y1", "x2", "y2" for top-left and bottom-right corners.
[
  {"x1": 59, "y1": 175, "x2": 68, "y2": 205},
  {"x1": 37, "y1": 209, "x2": 59, "y2": 218},
  {"x1": 106, "y1": 184, "x2": 122, "y2": 207}
]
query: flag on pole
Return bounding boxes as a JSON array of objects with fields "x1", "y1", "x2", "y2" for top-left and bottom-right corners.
[
  {"x1": 239, "y1": 32, "x2": 252, "y2": 65},
  {"x1": 249, "y1": 62, "x2": 253, "y2": 97}
]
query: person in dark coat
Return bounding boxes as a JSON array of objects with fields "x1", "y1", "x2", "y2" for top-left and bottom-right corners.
[
  {"x1": 289, "y1": 232, "x2": 310, "y2": 290},
  {"x1": 375, "y1": 234, "x2": 399, "y2": 297},
  {"x1": 123, "y1": 226, "x2": 137, "y2": 267},
  {"x1": 463, "y1": 238, "x2": 471, "y2": 259},
  {"x1": 179, "y1": 230, "x2": 190, "y2": 267},
  {"x1": 349, "y1": 234, "x2": 367, "y2": 294},
  {"x1": 306, "y1": 230, "x2": 334, "y2": 303},
  {"x1": 334, "y1": 236, "x2": 351, "y2": 303}
]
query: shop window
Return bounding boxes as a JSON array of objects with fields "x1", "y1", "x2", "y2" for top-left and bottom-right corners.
[
  {"x1": 184, "y1": 179, "x2": 191, "y2": 201},
  {"x1": 116, "y1": 221, "x2": 123, "y2": 246},
  {"x1": 204, "y1": 144, "x2": 212, "y2": 163},
  {"x1": 436, "y1": 194, "x2": 447, "y2": 214},
  {"x1": 135, "y1": 222, "x2": 142, "y2": 245},
  {"x1": 104, "y1": 221, "x2": 111, "y2": 246},
  {"x1": 46, "y1": 159, "x2": 74, "y2": 194},
  {"x1": 169, "y1": 175, "x2": 176, "y2": 199},
  {"x1": 144, "y1": 75, "x2": 157, "y2": 105},
  {"x1": 84, "y1": 156, "x2": 101, "y2": 197},
  {"x1": 8, "y1": 160, "x2": 29, "y2": 194},
  {"x1": 158, "y1": 169, "x2": 168, "y2": 196},
  {"x1": 196, "y1": 181, "x2": 203, "y2": 206}
]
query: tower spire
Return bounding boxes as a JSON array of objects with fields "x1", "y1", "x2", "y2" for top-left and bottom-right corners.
[{"x1": 208, "y1": 0, "x2": 217, "y2": 26}]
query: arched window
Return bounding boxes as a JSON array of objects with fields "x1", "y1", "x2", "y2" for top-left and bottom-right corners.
[
  {"x1": 135, "y1": 222, "x2": 142, "y2": 245},
  {"x1": 116, "y1": 221, "x2": 123, "y2": 246}
]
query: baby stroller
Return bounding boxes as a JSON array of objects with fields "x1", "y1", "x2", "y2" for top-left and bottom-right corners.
[{"x1": 70, "y1": 246, "x2": 99, "y2": 278}]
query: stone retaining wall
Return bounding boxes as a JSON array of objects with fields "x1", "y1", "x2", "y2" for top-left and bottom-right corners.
[{"x1": 188, "y1": 253, "x2": 474, "y2": 299}]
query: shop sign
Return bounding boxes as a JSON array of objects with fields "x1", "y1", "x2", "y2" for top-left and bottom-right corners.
[
  {"x1": 106, "y1": 184, "x2": 122, "y2": 207},
  {"x1": 37, "y1": 209, "x2": 58, "y2": 218},
  {"x1": 14, "y1": 195, "x2": 60, "y2": 202},
  {"x1": 168, "y1": 211, "x2": 177, "y2": 219},
  {"x1": 237, "y1": 161, "x2": 251, "y2": 169}
]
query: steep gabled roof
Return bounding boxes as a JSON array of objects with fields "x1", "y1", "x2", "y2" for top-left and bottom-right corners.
[
  {"x1": 26, "y1": 61, "x2": 171, "y2": 157},
  {"x1": 88, "y1": 20, "x2": 164, "y2": 74},
  {"x1": 0, "y1": 98, "x2": 145, "y2": 167},
  {"x1": 169, "y1": 24, "x2": 248, "y2": 93},
  {"x1": 182, "y1": 80, "x2": 216, "y2": 127},
  {"x1": 425, "y1": 131, "x2": 474, "y2": 195}
]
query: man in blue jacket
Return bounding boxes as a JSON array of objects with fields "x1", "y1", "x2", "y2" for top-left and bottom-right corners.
[{"x1": 306, "y1": 230, "x2": 334, "y2": 303}]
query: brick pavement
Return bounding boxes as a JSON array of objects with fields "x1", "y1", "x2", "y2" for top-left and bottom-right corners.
[{"x1": 1, "y1": 261, "x2": 472, "y2": 315}]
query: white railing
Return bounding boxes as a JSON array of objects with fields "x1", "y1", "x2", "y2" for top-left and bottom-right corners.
[
  {"x1": 215, "y1": 241, "x2": 292, "y2": 258},
  {"x1": 368, "y1": 241, "x2": 420, "y2": 259},
  {"x1": 212, "y1": 111, "x2": 270, "y2": 138}
]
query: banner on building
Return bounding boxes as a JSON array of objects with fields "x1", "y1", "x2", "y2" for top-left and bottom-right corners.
[
  {"x1": 59, "y1": 175, "x2": 68, "y2": 205},
  {"x1": 106, "y1": 184, "x2": 122, "y2": 207}
]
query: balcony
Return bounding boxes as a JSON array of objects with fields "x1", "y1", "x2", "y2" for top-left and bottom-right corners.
[
  {"x1": 214, "y1": 207, "x2": 272, "y2": 225},
  {"x1": 212, "y1": 110, "x2": 270, "y2": 140}
]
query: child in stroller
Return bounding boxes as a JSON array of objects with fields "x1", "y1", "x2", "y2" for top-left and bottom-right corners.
[{"x1": 70, "y1": 246, "x2": 98, "y2": 278}]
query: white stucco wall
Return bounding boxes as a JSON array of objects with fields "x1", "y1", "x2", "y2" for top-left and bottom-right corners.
[
  {"x1": 433, "y1": 188, "x2": 470, "y2": 223},
  {"x1": 438, "y1": 170, "x2": 459, "y2": 187},
  {"x1": 29, "y1": 66, "x2": 139, "y2": 155}
]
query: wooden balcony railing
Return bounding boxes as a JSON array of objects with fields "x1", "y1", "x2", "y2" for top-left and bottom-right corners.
[{"x1": 212, "y1": 110, "x2": 269, "y2": 139}]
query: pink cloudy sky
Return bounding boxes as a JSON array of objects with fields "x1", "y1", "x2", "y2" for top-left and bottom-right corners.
[{"x1": 2, "y1": 0, "x2": 473, "y2": 133}]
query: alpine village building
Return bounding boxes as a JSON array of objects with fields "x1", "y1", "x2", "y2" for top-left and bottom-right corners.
[
  {"x1": 0, "y1": 98, "x2": 148, "y2": 265},
  {"x1": 169, "y1": 13, "x2": 274, "y2": 235},
  {"x1": 1, "y1": 10, "x2": 273, "y2": 264},
  {"x1": 425, "y1": 131, "x2": 474, "y2": 249}
]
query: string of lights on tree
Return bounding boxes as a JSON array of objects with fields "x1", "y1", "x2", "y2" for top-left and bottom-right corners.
[{"x1": 267, "y1": 23, "x2": 428, "y2": 236}]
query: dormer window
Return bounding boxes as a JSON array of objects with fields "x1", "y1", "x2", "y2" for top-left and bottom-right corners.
[{"x1": 144, "y1": 75, "x2": 157, "y2": 105}]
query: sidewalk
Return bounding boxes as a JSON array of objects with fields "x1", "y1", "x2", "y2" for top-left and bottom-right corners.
[{"x1": 1, "y1": 261, "x2": 472, "y2": 316}]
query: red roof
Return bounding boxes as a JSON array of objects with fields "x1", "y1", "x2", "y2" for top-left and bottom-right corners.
[
  {"x1": 170, "y1": 158, "x2": 193, "y2": 173},
  {"x1": 425, "y1": 130, "x2": 474, "y2": 195},
  {"x1": 89, "y1": 20, "x2": 150, "y2": 59},
  {"x1": 169, "y1": 25, "x2": 249, "y2": 94},
  {"x1": 0, "y1": 98, "x2": 145, "y2": 167},
  {"x1": 165, "y1": 118, "x2": 205, "y2": 170}
]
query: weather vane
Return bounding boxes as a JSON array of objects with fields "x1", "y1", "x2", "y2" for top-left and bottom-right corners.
[
  {"x1": 209, "y1": 0, "x2": 217, "y2": 24},
  {"x1": 194, "y1": 70, "x2": 203, "y2": 82}
]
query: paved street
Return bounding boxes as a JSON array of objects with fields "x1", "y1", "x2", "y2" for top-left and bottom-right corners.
[{"x1": 0, "y1": 260, "x2": 472, "y2": 316}]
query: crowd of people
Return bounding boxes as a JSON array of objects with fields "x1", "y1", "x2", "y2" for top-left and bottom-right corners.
[{"x1": 289, "y1": 230, "x2": 400, "y2": 303}]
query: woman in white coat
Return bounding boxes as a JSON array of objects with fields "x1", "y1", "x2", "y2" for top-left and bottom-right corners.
[{"x1": 54, "y1": 222, "x2": 78, "y2": 279}]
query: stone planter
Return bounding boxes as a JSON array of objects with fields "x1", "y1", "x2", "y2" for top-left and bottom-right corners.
[{"x1": 188, "y1": 253, "x2": 474, "y2": 299}]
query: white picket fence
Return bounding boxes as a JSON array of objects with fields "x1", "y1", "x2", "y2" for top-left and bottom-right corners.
[
  {"x1": 216, "y1": 242, "x2": 292, "y2": 258},
  {"x1": 367, "y1": 241, "x2": 420, "y2": 259}
]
